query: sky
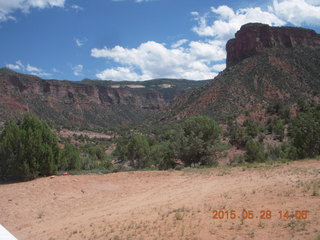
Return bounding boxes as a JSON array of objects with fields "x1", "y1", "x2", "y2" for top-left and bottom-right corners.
[{"x1": 1, "y1": 0, "x2": 320, "y2": 81}]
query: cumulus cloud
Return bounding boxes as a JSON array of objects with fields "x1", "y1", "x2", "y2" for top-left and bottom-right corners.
[
  {"x1": 72, "y1": 64, "x2": 83, "y2": 76},
  {"x1": 270, "y1": 0, "x2": 320, "y2": 26},
  {"x1": 6, "y1": 60, "x2": 51, "y2": 77},
  {"x1": 96, "y1": 67, "x2": 144, "y2": 81},
  {"x1": 212, "y1": 63, "x2": 226, "y2": 72},
  {"x1": 0, "y1": 0, "x2": 65, "y2": 22},
  {"x1": 92, "y1": 0, "x2": 320, "y2": 81},
  {"x1": 92, "y1": 40, "x2": 223, "y2": 80},
  {"x1": 192, "y1": 5, "x2": 285, "y2": 40}
]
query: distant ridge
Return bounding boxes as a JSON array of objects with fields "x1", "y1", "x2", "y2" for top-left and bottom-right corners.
[{"x1": 0, "y1": 68, "x2": 208, "y2": 128}]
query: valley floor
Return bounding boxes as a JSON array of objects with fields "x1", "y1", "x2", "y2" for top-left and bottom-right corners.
[{"x1": 1, "y1": 160, "x2": 320, "y2": 240}]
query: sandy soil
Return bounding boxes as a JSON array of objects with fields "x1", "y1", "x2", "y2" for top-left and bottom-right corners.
[{"x1": 1, "y1": 160, "x2": 320, "y2": 240}]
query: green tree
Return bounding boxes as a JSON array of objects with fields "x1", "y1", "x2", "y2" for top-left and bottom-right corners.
[
  {"x1": 114, "y1": 134, "x2": 152, "y2": 169},
  {"x1": 289, "y1": 108, "x2": 320, "y2": 159},
  {"x1": 59, "y1": 142, "x2": 81, "y2": 170},
  {"x1": 150, "y1": 143, "x2": 176, "y2": 170},
  {"x1": 0, "y1": 114, "x2": 59, "y2": 181},
  {"x1": 178, "y1": 116, "x2": 220, "y2": 166},
  {"x1": 244, "y1": 119, "x2": 261, "y2": 138},
  {"x1": 229, "y1": 124, "x2": 249, "y2": 148}
]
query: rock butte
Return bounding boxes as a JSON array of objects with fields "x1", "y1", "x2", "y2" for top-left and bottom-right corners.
[{"x1": 226, "y1": 23, "x2": 320, "y2": 68}]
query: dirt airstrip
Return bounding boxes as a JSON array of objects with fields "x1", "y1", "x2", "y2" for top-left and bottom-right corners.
[{"x1": 1, "y1": 160, "x2": 320, "y2": 240}]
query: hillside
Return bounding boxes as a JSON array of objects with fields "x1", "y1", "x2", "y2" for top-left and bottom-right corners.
[
  {"x1": 162, "y1": 23, "x2": 320, "y2": 122},
  {"x1": 0, "y1": 68, "x2": 208, "y2": 128}
]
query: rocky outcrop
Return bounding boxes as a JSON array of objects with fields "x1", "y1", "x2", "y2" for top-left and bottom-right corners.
[
  {"x1": 226, "y1": 23, "x2": 320, "y2": 68},
  {"x1": 0, "y1": 68, "x2": 208, "y2": 128},
  {"x1": 162, "y1": 24, "x2": 320, "y2": 122}
]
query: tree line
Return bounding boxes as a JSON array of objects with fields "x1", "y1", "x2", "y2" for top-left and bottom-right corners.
[{"x1": 1, "y1": 101, "x2": 320, "y2": 181}]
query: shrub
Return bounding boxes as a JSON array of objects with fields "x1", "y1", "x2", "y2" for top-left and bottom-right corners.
[
  {"x1": 114, "y1": 134, "x2": 152, "y2": 169},
  {"x1": 150, "y1": 143, "x2": 176, "y2": 170},
  {"x1": 0, "y1": 114, "x2": 59, "y2": 181},
  {"x1": 229, "y1": 125, "x2": 249, "y2": 148},
  {"x1": 244, "y1": 119, "x2": 261, "y2": 138},
  {"x1": 272, "y1": 119, "x2": 285, "y2": 141},
  {"x1": 178, "y1": 116, "x2": 220, "y2": 166},
  {"x1": 289, "y1": 107, "x2": 320, "y2": 159},
  {"x1": 59, "y1": 142, "x2": 81, "y2": 170},
  {"x1": 245, "y1": 138, "x2": 266, "y2": 163}
]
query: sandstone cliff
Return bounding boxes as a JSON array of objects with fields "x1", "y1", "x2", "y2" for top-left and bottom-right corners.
[
  {"x1": 0, "y1": 68, "x2": 208, "y2": 128},
  {"x1": 226, "y1": 23, "x2": 320, "y2": 68}
]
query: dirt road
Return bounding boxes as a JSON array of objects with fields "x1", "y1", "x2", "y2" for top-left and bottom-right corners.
[{"x1": 1, "y1": 160, "x2": 319, "y2": 240}]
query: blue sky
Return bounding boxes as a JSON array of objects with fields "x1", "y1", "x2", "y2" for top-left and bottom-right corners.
[{"x1": 1, "y1": 0, "x2": 320, "y2": 81}]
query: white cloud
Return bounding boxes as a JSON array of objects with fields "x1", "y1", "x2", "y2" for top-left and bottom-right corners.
[
  {"x1": 92, "y1": 40, "x2": 222, "y2": 80},
  {"x1": 270, "y1": 0, "x2": 320, "y2": 26},
  {"x1": 171, "y1": 39, "x2": 188, "y2": 48},
  {"x1": 72, "y1": 64, "x2": 83, "y2": 76},
  {"x1": 92, "y1": 0, "x2": 320, "y2": 81},
  {"x1": 188, "y1": 40, "x2": 225, "y2": 62},
  {"x1": 74, "y1": 38, "x2": 87, "y2": 47},
  {"x1": 212, "y1": 63, "x2": 226, "y2": 72},
  {"x1": 6, "y1": 60, "x2": 51, "y2": 77},
  {"x1": 26, "y1": 64, "x2": 51, "y2": 76},
  {"x1": 305, "y1": 0, "x2": 320, "y2": 4},
  {"x1": 0, "y1": 0, "x2": 65, "y2": 22},
  {"x1": 192, "y1": 5, "x2": 285, "y2": 40},
  {"x1": 26, "y1": 64, "x2": 41, "y2": 72},
  {"x1": 6, "y1": 60, "x2": 24, "y2": 70},
  {"x1": 96, "y1": 67, "x2": 144, "y2": 81}
]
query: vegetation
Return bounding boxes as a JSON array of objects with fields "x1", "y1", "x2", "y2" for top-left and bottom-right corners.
[
  {"x1": 113, "y1": 116, "x2": 221, "y2": 169},
  {"x1": 0, "y1": 114, "x2": 60, "y2": 181},
  {"x1": 245, "y1": 138, "x2": 265, "y2": 163},
  {"x1": 2, "y1": 101, "x2": 320, "y2": 182},
  {"x1": 289, "y1": 106, "x2": 320, "y2": 159},
  {"x1": 0, "y1": 114, "x2": 114, "y2": 182},
  {"x1": 59, "y1": 142, "x2": 81, "y2": 171}
]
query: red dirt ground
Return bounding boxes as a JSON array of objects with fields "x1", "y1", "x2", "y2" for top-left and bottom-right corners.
[{"x1": 1, "y1": 160, "x2": 320, "y2": 240}]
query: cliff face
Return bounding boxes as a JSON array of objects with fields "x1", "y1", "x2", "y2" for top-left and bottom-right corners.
[
  {"x1": 0, "y1": 68, "x2": 208, "y2": 128},
  {"x1": 162, "y1": 23, "x2": 320, "y2": 122},
  {"x1": 226, "y1": 23, "x2": 320, "y2": 68}
]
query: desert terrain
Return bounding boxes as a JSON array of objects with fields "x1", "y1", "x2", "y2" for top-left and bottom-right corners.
[{"x1": 1, "y1": 160, "x2": 319, "y2": 240}]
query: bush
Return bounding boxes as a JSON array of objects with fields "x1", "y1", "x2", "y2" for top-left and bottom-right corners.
[
  {"x1": 59, "y1": 142, "x2": 81, "y2": 171},
  {"x1": 114, "y1": 134, "x2": 152, "y2": 169},
  {"x1": 150, "y1": 143, "x2": 176, "y2": 170},
  {"x1": 245, "y1": 138, "x2": 266, "y2": 163},
  {"x1": 178, "y1": 116, "x2": 220, "y2": 166},
  {"x1": 229, "y1": 124, "x2": 249, "y2": 148},
  {"x1": 272, "y1": 119, "x2": 285, "y2": 141},
  {"x1": 289, "y1": 107, "x2": 320, "y2": 159},
  {"x1": 244, "y1": 119, "x2": 261, "y2": 138},
  {"x1": 0, "y1": 115, "x2": 59, "y2": 181}
]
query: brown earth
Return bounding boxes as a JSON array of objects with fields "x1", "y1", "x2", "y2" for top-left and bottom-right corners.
[{"x1": 1, "y1": 160, "x2": 320, "y2": 240}]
